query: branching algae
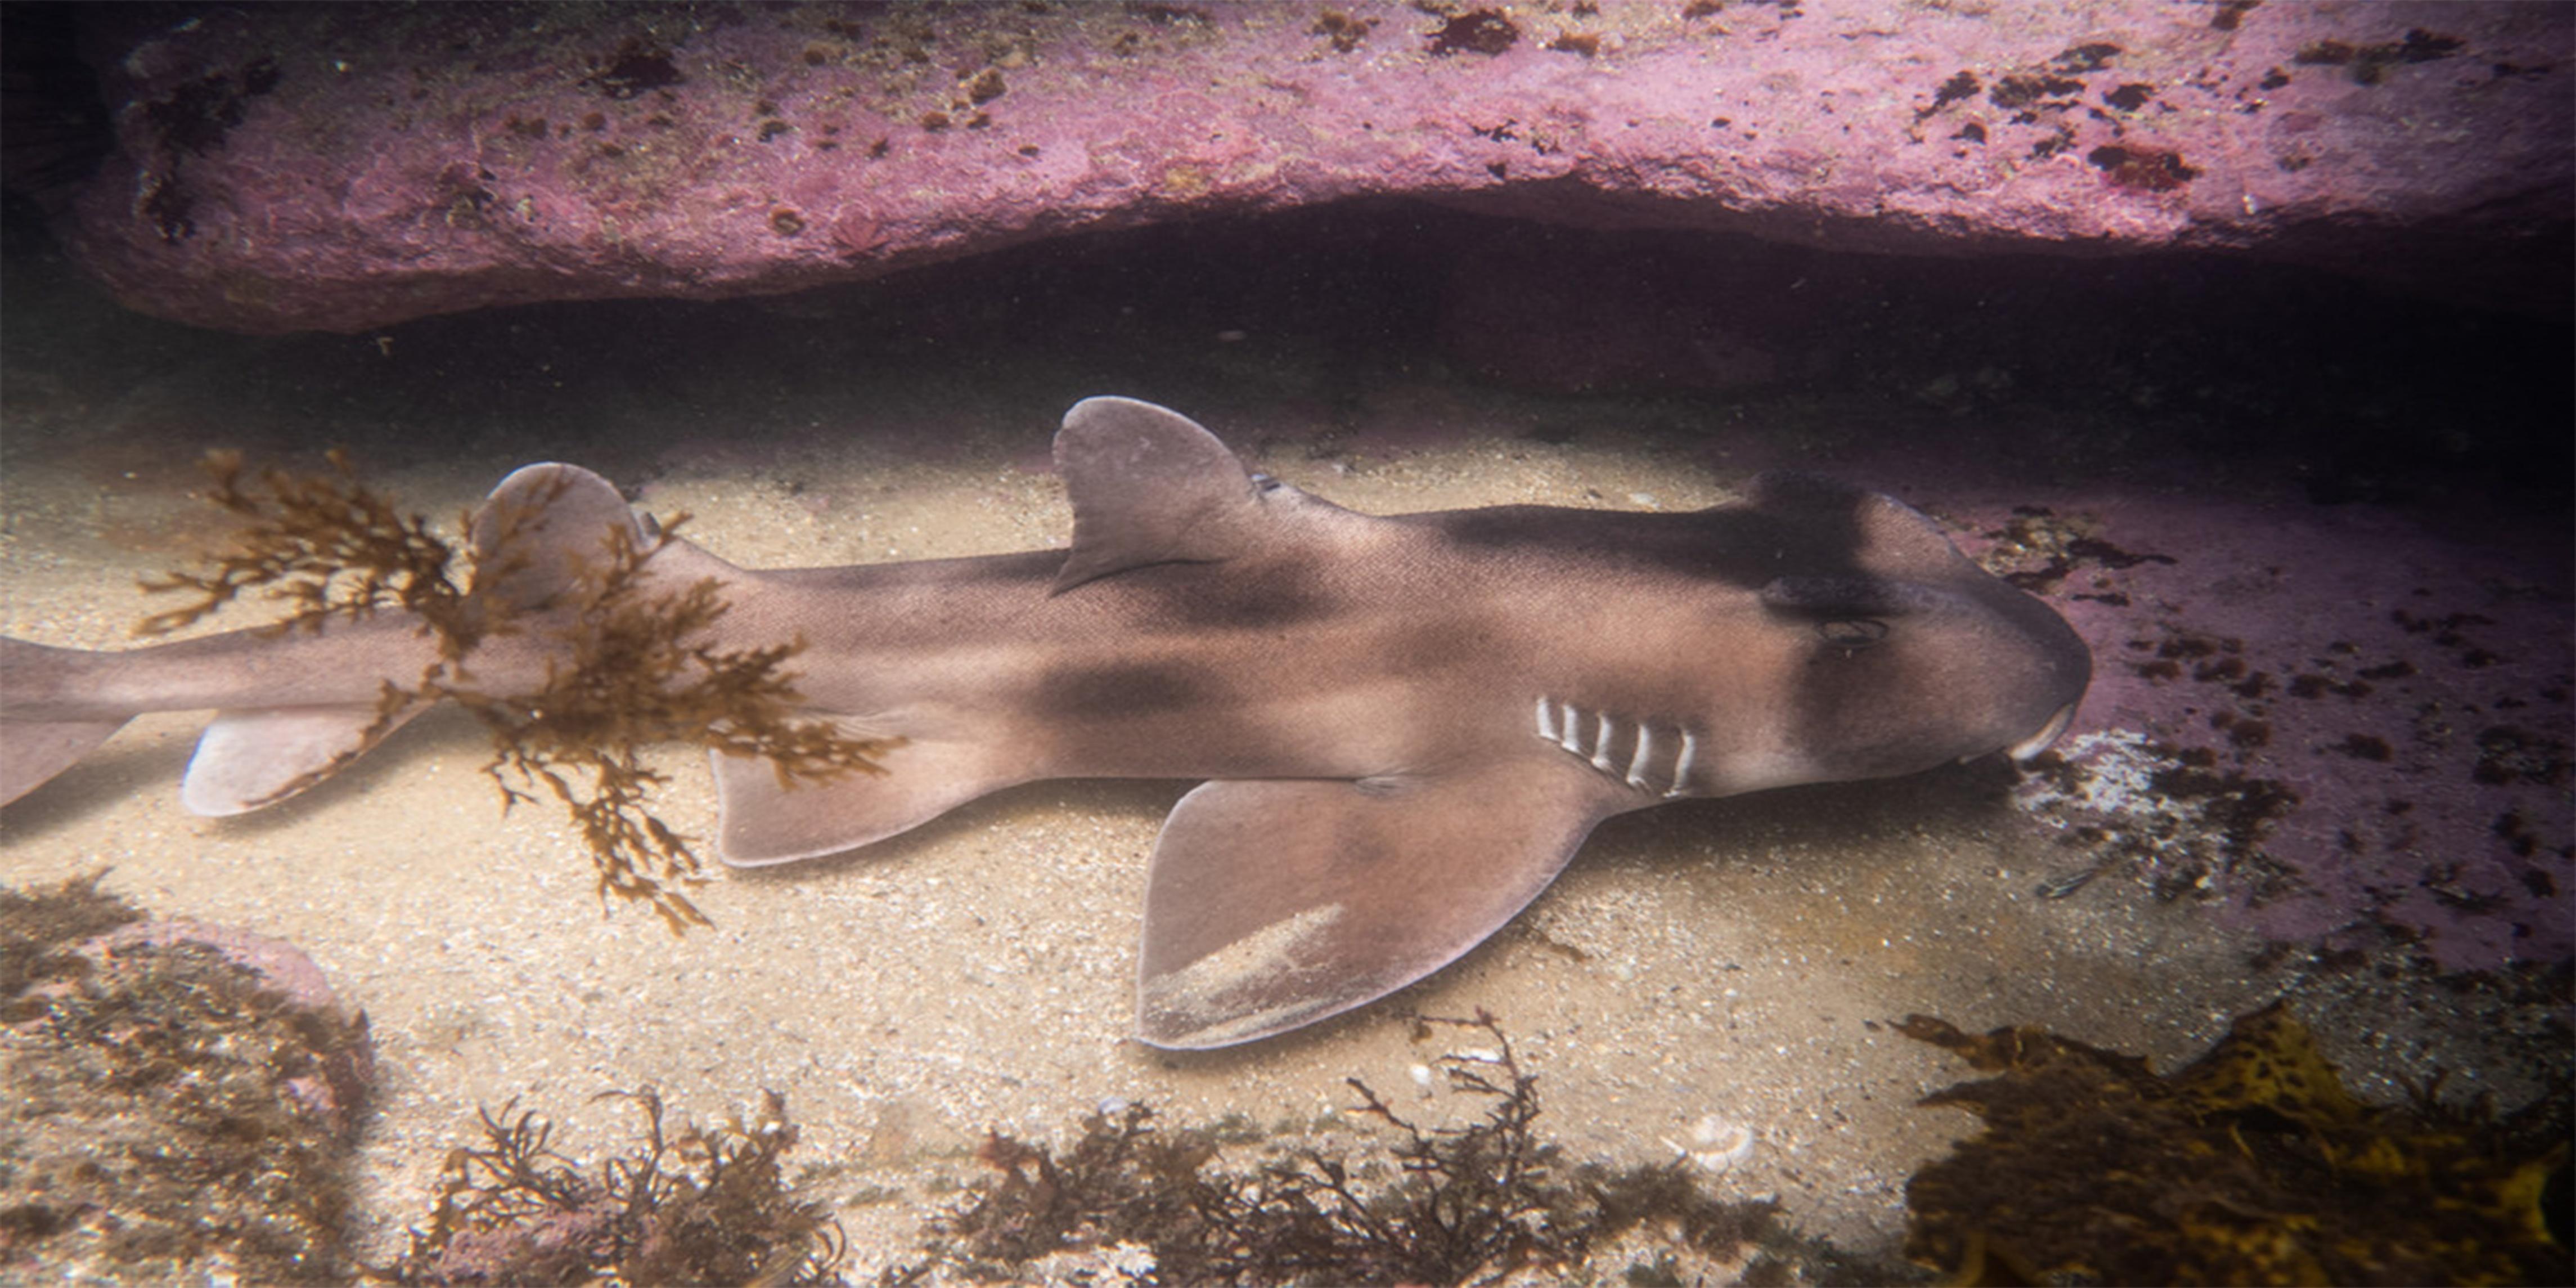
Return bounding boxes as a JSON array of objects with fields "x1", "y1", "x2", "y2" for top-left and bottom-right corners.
[
  {"x1": 380, "y1": 1088, "x2": 847, "y2": 1286},
  {"x1": 915, "y1": 1012, "x2": 1792, "y2": 1285},
  {"x1": 370, "y1": 1013, "x2": 1905, "y2": 1285},
  {"x1": 138, "y1": 451, "x2": 893, "y2": 930}
]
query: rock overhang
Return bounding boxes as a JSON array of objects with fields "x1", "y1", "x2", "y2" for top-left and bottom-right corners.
[{"x1": 8, "y1": 0, "x2": 2565, "y2": 335}]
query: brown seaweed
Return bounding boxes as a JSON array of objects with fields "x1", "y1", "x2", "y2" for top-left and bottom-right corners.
[
  {"x1": 440, "y1": 514, "x2": 890, "y2": 931},
  {"x1": 919, "y1": 1012, "x2": 1795, "y2": 1285},
  {"x1": 139, "y1": 452, "x2": 895, "y2": 931},
  {"x1": 380, "y1": 1088, "x2": 846, "y2": 1286},
  {"x1": 138, "y1": 449, "x2": 471, "y2": 643},
  {"x1": 1899, "y1": 1002, "x2": 2571, "y2": 1285}
]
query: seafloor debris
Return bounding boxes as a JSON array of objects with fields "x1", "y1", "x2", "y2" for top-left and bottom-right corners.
[
  {"x1": 905, "y1": 1012, "x2": 1802, "y2": 1286},
  {"x1": 140, "y1": 451, "x2": 893, "y2": 931},
  {"x1": 2014, "y1": 728, "x2": 2299, "y2": 904},
  {"x1": 0, "y1": 873, "x2": 375, "y2": 1283},
  {"x1": 1663, "y1": 1112, "x2": 1758, "y2": 1175},
  {"x1": 380, "y1": 1087, "x2": 846, "y2": 1286},
  {"x1": 1899, "y1": 1002, "x2": 2571, "y2": 1285}
]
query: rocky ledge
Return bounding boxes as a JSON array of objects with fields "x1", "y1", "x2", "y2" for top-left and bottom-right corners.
[{"x1": 25, "y1": 0, "x2": 2573, "y2": 334}]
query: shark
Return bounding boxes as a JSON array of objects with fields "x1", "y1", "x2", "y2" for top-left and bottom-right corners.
[{"x1": 0, "y1": 397, "x2": 2090, "y2": 1048}]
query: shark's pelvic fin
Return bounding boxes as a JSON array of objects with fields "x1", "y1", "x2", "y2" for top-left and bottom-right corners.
[
  {"x1": 1135, "y1": 762, "x2": 1624, "y2": 1049},
  {"x1": 1050, "y1": 397, "x2": 1270, "y2": 594},
  {"x1": 711, "y1": 729, "x2": 1026, "y2": 867}
]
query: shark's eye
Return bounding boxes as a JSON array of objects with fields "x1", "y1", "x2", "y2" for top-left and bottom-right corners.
[{"x1": 1817, "y1": 618, "x2": 1890, "y2": 649}]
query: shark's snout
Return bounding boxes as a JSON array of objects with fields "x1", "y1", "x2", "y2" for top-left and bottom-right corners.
[
  {"x1": 1749, "y1": 554, "x2": 2091, "y2": 787},
  {"x1": 1995, "y1": 585, "x2": 2092, "y2": 764}
]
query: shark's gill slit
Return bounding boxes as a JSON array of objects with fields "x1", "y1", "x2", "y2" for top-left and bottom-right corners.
[{"x1": 1537, "y1": 696, "x2": 1702, "y2": 798}]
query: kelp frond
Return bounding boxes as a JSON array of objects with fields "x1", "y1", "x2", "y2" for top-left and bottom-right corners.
[{"x1": 1899, "y1": 1002, "x2": 2572, "y2": 1285}]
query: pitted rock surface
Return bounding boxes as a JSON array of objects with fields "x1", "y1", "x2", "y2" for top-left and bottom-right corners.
[{"x1": 37, "y1": 1, "x2": 2573, "y2": 333}]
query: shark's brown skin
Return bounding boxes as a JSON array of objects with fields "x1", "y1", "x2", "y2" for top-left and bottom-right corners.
[{"x1": 0, "y1": 397, "x2": 2091, "y2": 1048}]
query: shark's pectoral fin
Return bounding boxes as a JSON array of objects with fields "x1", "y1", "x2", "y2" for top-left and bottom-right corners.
[
  {"x1": 181, "y1": 701, "x2": 430, "y2": 816},
  {"x1": 712, "y1": 729, "x2": 1027, "y2": 867},
  {"x1": 1136, "y1": 762, "x2": 1621, "y2": 1049}
]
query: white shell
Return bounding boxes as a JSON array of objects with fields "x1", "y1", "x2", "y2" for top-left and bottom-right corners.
[{"x1": 1662, "y1": 1114, "x2": 1756, "y2": 1173}]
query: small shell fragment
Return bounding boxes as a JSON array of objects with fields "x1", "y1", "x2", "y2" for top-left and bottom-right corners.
[{"x1": 1662, "y1": 1114, "x2": 1756, "y2": 1173}]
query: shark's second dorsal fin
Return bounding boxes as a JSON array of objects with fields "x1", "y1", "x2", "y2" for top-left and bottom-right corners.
[
  {"x1": 181, "y1": 464, "x2": 647, "y2": 818},
  {"x1": 467, "y1": 463, "x2": 645, "y2": 615},
  {"x1": 1051, "y1": 397, "x2": 1265, "y2": 594}
]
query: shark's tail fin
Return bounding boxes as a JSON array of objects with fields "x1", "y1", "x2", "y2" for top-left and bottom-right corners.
[{"x1": 0, "y1": 463, "x2": 650, "y2": 816}]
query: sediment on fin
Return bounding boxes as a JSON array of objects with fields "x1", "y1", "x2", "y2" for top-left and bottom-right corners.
[{"x1": 1138, "y1": 903, "x2": 1348, "y2": 1048}]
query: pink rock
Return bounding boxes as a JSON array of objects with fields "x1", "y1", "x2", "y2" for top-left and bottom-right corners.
[
  {"x1": 427, "y1": 1203, "x2": 618, "y2": 1285},
  {"x1": 1917, "y1": 477, "x2": 2573, "y2": 972},
  {"x1": 44, "y1": 1, "x2": 2571, "y2": 334},
  {"x1": 96, "y1": 917, "x2": 340, "y2": 1010},
  {"x1": 86, "y1": 919, "x2": 376, "y2": 1138}
]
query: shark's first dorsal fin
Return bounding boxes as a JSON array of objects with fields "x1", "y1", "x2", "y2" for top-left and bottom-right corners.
[{"x1": 1051, "y1": 397, "x2": 1265, "y2": 594}]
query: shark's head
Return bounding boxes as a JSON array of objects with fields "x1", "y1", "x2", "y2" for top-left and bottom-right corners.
[{"x1": 1719, "y1": 474, "x2": 2091, "y2": 788}]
